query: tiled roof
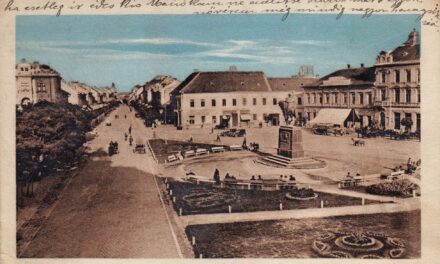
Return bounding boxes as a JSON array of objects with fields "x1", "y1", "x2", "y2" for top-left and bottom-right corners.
[
  {"x1": 179, "y1": 71, "x2": 272, "y2": 94},
  {"x1": 390, "y1": 44, "x2": 420, "y2": 62},
  {"x1": 305, "y1": 66, "x2": 375, "y2": 87},
  {"x1": 268, "y1": 77, "x2": 317, "y2": 92}
]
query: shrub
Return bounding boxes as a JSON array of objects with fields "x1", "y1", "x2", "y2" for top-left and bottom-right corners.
[{"x1": 366, "y1": 179, "x2": 417, "y2": 197}]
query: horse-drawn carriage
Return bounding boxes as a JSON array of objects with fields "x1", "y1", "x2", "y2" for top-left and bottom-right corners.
[
  {"x1": 108, "y1": 141, "x2": 119, "y2": 156},
  {"x1": 131, "y1": 138, "x2": 146, "y2": 154}
]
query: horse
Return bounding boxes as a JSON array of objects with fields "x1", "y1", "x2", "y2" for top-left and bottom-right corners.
[{"x1": 351, "y1": 138, "x2": 365, "y2": 146}]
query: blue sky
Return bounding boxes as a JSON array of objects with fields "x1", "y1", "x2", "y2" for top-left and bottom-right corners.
[{"x1": 16, "y1": 14, "x2": 420, "y2": 92}]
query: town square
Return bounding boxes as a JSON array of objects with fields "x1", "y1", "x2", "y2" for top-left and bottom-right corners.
[{"x1": 13, "y1": 14, "x2": 421, "y2": 259}]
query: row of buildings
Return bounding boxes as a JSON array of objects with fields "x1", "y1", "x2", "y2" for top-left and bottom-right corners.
[
  {"x1": 148, "y1": 29, "x2": 419, "y2": 132},
  {"x1": 16, "y1": 59, "x2": 117, "y2": 109}
]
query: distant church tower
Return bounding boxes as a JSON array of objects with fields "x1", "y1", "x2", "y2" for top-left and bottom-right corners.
[{"x1": 298, "y1": 65, "x2": 314, "y2": 77}]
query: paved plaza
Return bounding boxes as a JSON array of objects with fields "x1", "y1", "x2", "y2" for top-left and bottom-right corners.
[{"x1": 17, "y1": 105, "x2": 420, "y2": 258}]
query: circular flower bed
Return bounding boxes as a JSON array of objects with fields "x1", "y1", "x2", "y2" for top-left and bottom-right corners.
[
  {"x1": 285, "y1": 187, "x2": 317, "y2": 200},
  {"x1": 312, "y1": 231, "x2": 406, "y2": 258}
]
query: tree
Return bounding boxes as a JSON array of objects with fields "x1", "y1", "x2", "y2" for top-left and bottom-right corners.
[
  {"x1": 401, "y1": 117, "x2": 413, "y2": 132},
  {"x1": 213, "y1": 168, "x2": 220, "y2": 184}
]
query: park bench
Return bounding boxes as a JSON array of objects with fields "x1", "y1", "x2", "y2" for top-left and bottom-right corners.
[
  {"x1": 381, "y1": 170, "x2": 405, "y2": 181},
  {"x1": 167, "y1": 154, "x2": 178, "y2": 163},
  {"x1": 229, "y1": 144, "x2": 243, "y2": 151},
  {"x1": 196, "y1": 148, "x2": 208, "y2": 156},
  {"x1": 183, "y1": 150, "x2": 196, "y2": 158},
  {"x1": 211, "y1": 146, "x2": 226, "y2": 153}
]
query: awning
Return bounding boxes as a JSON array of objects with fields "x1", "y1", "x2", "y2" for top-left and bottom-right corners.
[
  {"x1": 240, "y1": 114, "x2": 251, "y2": 121},
  {"x1": 310, "y1": 108, "x2": 360, "y2": 127}
]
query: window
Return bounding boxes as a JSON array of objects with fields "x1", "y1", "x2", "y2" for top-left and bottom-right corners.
[
  {"x1": 319, "y1": 94, "x2": 323, "y2": 104},
  {"x1": 36, "y1": 82, "x2": 46, "y2": 92},
  {"x1": 343, "y1": 94, "x2": 347, "y2": 104},
  {"x1": 367, "y1": 93, "x2": 372, "y2": 104},
  {"x1": 212, "y1": 116, "x2": 217, "y2": 124},
  {"x1": 307, "y1": 112, "x2": 311, "y2": 120},
  {"x1": 242, "y1": 98, "x2": 247, "y2": 106},
  {"x1": 252, "y1": 98, "x2": 257, "y2": 105},
  {"x1": 273, "y1": 98, "x2": 277, "y2": 105},
  {"x1": 394, "y1": 112, "x2": 401, "y2": 130},
  {"x1": 222, "y1": 99, "x2": 227, "y2": 107},
  {"x1": 417, "y1": 69, "x2": 420, "y2": 82},
  {"x1": 211, "y1": 99, "x2": 216, "y2": 107},
  {"x1": 298, "y1": 112, "x2": 303, "y2": 119},
  {"x1": 395, "y1": 89, "x2": 400, "y2": 103},
  {"x1": 232, "y1": 99, "x2": 237, "y2": 106},
  {"x1": 189, "y1": 116, "x2": 195, "y2": 125},
  {"x1": 406, "y1": 69, "x2": 411, "y2": 82},
  {"x1": 326, "y1": 94, "x2": 330, "y2": 104},
  {"x1": 334, "y1": 93, "x2": 338, "y2": 104},
  {"x1": 201, "y1": 99, "x2": 205, "y2": 107},
  {"x1": 351, "y1": 93, "x2": 356, "y2": 104},
  {"x1": 252, "y1": 114, "x2": 257, "y2": 120},
  {"x1": 359, "y1": 93, "x2": 364, "y2": 105},
  {"x1": 417, "y1": 89, "x2": 420, "y2": 103},
  {"x1": 406, "y1": 89, "x2": 411, "y2": 103},
  {"x1": 297, "y1": 97, "x2": 302, "y2": 105},
  {"x1": 190, "y1": 99, "x2": 195, "y2": 108},
  {"x1": 381, "y1": 88, "x2": 386, "y2": 101},
  {"x1": 306, "y1": 94, "x2": 310, "y2": 104},
  {"x1": 381, "y1": 71, "x2": 386, "y2": 83},
  {"x1": 262, "y1": 98, "x2": 267, "y2": 105},
  {"x1": 416, "y1": 113, "x2": 421, "y2": 130},
  {"x1": 201, "y1": 116, "x2": 206, "y2": 123},
  {"x1": 395, "y1": 70, "x2": 400, "y2": 83}
]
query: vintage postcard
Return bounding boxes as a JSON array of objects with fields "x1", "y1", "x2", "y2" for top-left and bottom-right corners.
[{"x1": 1, "y1": 0, "x2": 440, "y2": 263}]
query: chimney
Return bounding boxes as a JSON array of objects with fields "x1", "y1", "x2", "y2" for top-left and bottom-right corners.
[
  {"x1": 360, "y1": 63, "x2": 364, "y2": 68},
  {"x1": 347, "y1": 64, "x2": 351, "y2": 69}
]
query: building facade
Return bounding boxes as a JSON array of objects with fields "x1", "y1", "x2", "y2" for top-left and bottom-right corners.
[
  {"x1": 16, "y1": 60, "x2": 67, "y2": 105},
  {"x1": 373, "y1": 29, "x2": 420, "y2": 132},
  {"x1": 303, "y1": 65, "x2": 376, "y2": 127},
  {"x1": 175, "y1": 71, "x2": 292, "y2": 128}
]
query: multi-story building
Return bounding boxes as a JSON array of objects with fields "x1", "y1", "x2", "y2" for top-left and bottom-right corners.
[
  {"x1": 303, "y1": 65, "x2": 376, "y2": 127},
  {"x1": 373, "y1": 29, "x2": 420, "y2": 132},
  {"x1": 16, "y1": 60, "x2": 68, "y2": 105},
  {"x1": 174, "y1": 71, "x2": 293, "y2": 128},
  {"x1": 268, "y1": 76, "x2": 317, "y2": 121}
]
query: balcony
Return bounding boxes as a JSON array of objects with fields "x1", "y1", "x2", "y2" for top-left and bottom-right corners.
[{"x1": 373, "y1": 100, "x2": 420, "y2": 108}]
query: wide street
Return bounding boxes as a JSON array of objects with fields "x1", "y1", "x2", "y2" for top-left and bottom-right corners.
[{"x1": 19, "y1": 105, "x2": 181, "y2": 258}]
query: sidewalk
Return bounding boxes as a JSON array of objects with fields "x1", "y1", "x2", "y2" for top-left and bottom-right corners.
[{"x1": 180, "y1": 198, "x2": 421, "y2": 226}]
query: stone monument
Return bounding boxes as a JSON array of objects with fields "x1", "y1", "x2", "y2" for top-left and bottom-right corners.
[
  {"x1": 278, "y1": 126, "x2": 304, "y2": 158},
  {"x1": 256, "y1": 126, "x2": 326, "y2": 169}
]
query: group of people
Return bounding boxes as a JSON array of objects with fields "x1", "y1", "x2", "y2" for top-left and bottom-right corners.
[
  {"x1": 279, "y1": 175, "x2": 296, "y2": 181},
  {"x1": 108, "y1": 141, "x2": 119, "y2": 156},
  {"x1": 124, "y1": 125, "x2": 134, "y2": 146},
  {"x1": 248, "y1": 142, "x2": 259, "y2": 152}
]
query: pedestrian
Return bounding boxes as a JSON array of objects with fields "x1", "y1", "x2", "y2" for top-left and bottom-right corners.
[
  {"x1": 129, "y1": 135, "x2": 133, "y2": 146},
  {"x1": 124, "y1": 132, "x2": 128, "y2": 141},
  {"x1": 216, "y1": 134, "x2": 221, "y2": 143},
  {"x1": 125, "y1": 114, "x2": 127, "y2": 119},
  {"x1": 129, "y1": 125, "x2": 132, "y2": 135}
]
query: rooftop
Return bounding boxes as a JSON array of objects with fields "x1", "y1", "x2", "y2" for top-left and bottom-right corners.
[{"x1": 179, "y1": 71, "x2": 272, "y2": 94}]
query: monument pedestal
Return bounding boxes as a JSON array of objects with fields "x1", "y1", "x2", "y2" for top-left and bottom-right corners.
[{"x1": 256, "y1": 126, "x2": 326, "y2": 169}]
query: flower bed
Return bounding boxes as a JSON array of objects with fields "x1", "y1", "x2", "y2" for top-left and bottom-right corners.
[
  {"x1": 286, "y1": 187, "x2": 317, "y2": 200},
  {"x1": 366, "y1": 179, "x2": 418, "y2": 197},
  {"x1": 166, "y1": 180, "x2": 385, "y2": 215},
  {"x1": 185, "y1": 211, "x2": 420, "y2": 258}
]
